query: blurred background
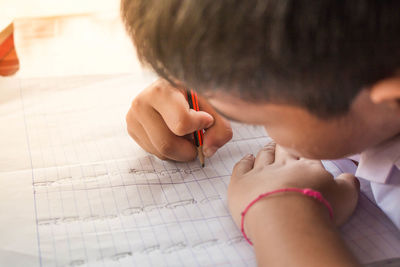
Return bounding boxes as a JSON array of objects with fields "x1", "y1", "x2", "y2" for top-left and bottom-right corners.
[{"x1": 0, "y1": 0, "x2": 142, "y2": 78}]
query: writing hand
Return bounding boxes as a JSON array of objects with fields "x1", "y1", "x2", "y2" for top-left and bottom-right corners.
[{"x1": 126, "y1": 78, "x2": 233, "y2": 161}]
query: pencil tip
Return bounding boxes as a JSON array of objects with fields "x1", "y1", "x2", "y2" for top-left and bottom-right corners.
[{"x1": 202, "y1": 163, "x2": 205, "y2": 168}]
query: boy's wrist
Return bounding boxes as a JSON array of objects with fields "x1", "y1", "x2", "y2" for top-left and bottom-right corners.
[
  {"x1": 242, "y1": 192, "x2": 359, "y2": 266},
  {"x1": 244, "y1": 191, "x2": 334, "y2": 245}
]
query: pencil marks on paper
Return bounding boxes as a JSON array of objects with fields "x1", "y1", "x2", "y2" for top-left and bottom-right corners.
[
  {"x1": 65, "y1": 235, "x2": 245, "y2": 266},
  {"x1": 37, "y1": 196, "x2": 222, "y2": 226},
  {"x1": 32, "y1": 162, "x2": 209, "y2": 193},
  {"x1": 128, "y1": 166, "x2": 203, "y2": 177}
]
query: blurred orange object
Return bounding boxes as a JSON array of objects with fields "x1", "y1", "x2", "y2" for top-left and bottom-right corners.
[{"x1": 0, "y1": 22, "x2": 20, "y2": 76}]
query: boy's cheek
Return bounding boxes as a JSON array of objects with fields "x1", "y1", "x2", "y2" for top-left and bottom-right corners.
[
  {"x1": 279, "y1": 140, "x2": 356, "y2": 160},
  {"x1": 263, "y1": 126, "x2": 311, "y2": 157}
]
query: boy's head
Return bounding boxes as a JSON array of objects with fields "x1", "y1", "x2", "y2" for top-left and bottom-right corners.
[{"x1": 121, "y1": 0, "x2": 400, "y2": 159}]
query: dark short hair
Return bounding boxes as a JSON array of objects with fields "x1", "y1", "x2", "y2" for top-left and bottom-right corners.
[{"x1": 121, "y1": 0, "x2": 400, "y2": 118}]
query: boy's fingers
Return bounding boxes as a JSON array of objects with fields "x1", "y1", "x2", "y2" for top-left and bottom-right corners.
[
  {"x1": 126, "y1": 108, "x2": 159, "y2": 156},
  {"x1": 202, "y1": 118, "x2": 233, "y2": 157},
  {"x1": 299, "y1": 157, "x2": 326, "y2": 168},
  {"x1": 198, "y1": 95, "x2": 233, "y2": 157},
  {"x1": 253, "y1": 141, "x2": 276, "y2": 168},
  {"x1": 140, "y1": 79, "x2": 231, "y2": 159},
  {"x1": 274, "y1": 144, "x2": 299, "y2": 164},
  {"x1": 332, "y1": 173, "x2": 360, "y2": 225},
  {"x1": 232, "y1": 154, "x2": 255, "y2": 178},
  {"x1": 126, "y1": 113, "x2": 164, "y2": 158},
  {"x1": 127, "y1": 114, "x2": 173, "y2": 160},
  {"x1": 152, "y1": 88, "x2": 214, "y2": 136},
  {"x1": 139, "y1": 107, "x2": 198, "y2": 162},
  {"x1": 335, "y1": 173, "x2": 360, "y2": 195}
]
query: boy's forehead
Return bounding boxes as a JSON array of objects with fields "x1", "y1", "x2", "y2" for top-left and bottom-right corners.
[
  {"x1": 204, "y1": 90, "x2": 260, "y2": 105},
  {"x1": 205, "y1": 91, "x2": 293, "y2": 126},
  {"x1": 202, "y1": 90, "x2": 225, "y2": 100},
  {"x1": 205, "y1": 91, "x2": 261, "y2": 111},
  {"x1": 204, "y1": 92, "x2": 247, "y2": 122}
]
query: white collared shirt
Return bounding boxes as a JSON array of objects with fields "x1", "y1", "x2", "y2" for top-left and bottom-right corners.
[
  {"x1": 322, "y1": 135, "x2": 400, "y2": 228},
  {"x1": 354, "y1": 135, "x2": 400, "y2": 229}
]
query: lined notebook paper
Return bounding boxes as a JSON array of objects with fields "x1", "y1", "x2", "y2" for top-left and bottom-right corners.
[{"x1": 1, "y1": 74, "x2": 400, "y2": 266}]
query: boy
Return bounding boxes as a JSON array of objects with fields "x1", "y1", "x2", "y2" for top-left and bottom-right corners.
[{"x1": 121, "y1": 1, "x2": 400, "y2": 266}]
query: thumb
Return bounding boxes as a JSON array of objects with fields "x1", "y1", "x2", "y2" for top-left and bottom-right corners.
[
  {"x1": 231, "y1": 154, "x2": 255, "y2": 180},
  {"x1": 198, "y1": 95, "x2": 233, "y2": 157},
  {"x1": 151, "y1": 84, "x2": 214, "y2": 136},
  {"x1": 157, "y1": 101, "x2": 214, "y2": 137},
  {"x1": 332, "y1": 173, "x2": 360, "y2": 226},
  {"x1": 187, "y1": 109, "x2": 215, "y2": 132}
]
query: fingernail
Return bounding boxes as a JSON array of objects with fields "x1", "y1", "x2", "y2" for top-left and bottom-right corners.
[
  {"x1": 201, "y1": 112, "x2": 214, "y2": 128},
  {"x1": 244, "y1": 154, "x2": 254, "y2": 159},
  {"x1": 203, "y1": 146, "x2": 217, "y2": 157},
  {"x1": 205, "y1": 119, "x2": 214, "y2": 128}
]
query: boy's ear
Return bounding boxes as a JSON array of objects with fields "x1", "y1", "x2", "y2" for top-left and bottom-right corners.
[{"x1": 370, "y1": 76, "x2": 400, "y2": 110}]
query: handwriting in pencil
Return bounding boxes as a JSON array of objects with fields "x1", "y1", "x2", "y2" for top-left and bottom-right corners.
[
  {"x1": 128, "y1": 167, "x2": 202, "y2": 177},
  {"x1": 33, "y1": 167, "x2": 203, "y2": 190},
  {"x1": 37, "y1": 196, "x2": 220, "y2": 225},
  {"x1": 68, "y1": 235, "x2": 246, "y2": 265},
  {"x1": 121, "y1": 198, "x2": 197, "y2": 215},
  {"x1": 33, "y1": 173, "x2": 108, "y2": 187},
  {"x1": 110, "y1": 251, "x2": 133, "y2": 261},
  {"x1": 37, "y1": 214, "x2": 118, "y2": 225},
  {"x1": 162, "y1": 242, "x2": 186, "y2": 253},
  {"x1": 165, "y1": 199, "x2": 196, "y2": 209},
  {"x1": 192, "y1": 238, "x2": 219, "y2": 249},
  {"x1": 68, "y1": 259, "x2": 85, "y2": 266},
  {"x1": 141, "y1": 244, "x2": 160, "y2": 254}
]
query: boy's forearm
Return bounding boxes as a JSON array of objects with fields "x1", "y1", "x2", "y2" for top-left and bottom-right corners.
[{"x1": 245, "y1": 194, "x2": 360, "y2": 267}]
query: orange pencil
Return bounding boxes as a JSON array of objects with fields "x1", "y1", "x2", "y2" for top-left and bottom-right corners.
[{"x1": 186, "y1": 89, "x2": 205, "y2": 167}]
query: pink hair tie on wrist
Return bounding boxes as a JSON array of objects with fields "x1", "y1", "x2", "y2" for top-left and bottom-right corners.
[{"x1": 240, "y1": 188, "x2": 334, "y2": 245}]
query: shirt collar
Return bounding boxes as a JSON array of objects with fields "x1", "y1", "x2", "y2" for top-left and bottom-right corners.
[{"x1": 355, "y1": 135, "x2": 400, "y2": 183}]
